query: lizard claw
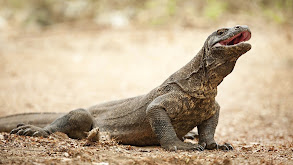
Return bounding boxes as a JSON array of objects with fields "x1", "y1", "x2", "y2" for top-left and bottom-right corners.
[
  {"x1": 10, "y1": 125, "x2": 30, "y2": 134},
  {"x1": 163, "y1": 141, "x2": 205, "y2": 151},
  {"x1": 219, "y1": 143, "x2": 233, "y2": 150},
  {"x1": 16, "y1": 129, "x2": 24, "y2": 135},
  {"x1": 205, "y1": 142, "x2": 233, "y2": 151},
  {"x1": 196, "y1": 144, "x2": 205, "y2": 151},
  {"x1": 10, "y1": 125, "x2": 49, "y2": 137},
  {"x1": 32, "y1": 131, "x2": 48, "y2": 137},
  {"x1": 16, "y1": 123, "x2": 25, "y2": 127},
  {"x1": 199, "y1": 142, "x2": 206, "y2": 151},
  {"x1": 23, "y1": 128, "x2": 35, "y2": 136}
]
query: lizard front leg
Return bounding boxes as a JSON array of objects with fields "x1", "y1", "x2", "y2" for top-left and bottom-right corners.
[
  {"x1": 146, "y1": 94, "x2": 205, "y2": 151},
  {"x1": 197, "y1": 102, "x2": 233, "y2": 150}
]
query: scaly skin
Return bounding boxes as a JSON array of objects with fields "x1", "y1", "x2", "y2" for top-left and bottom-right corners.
[{"x1": 4, "y1": 25, "x2": 252, "y2": 151}]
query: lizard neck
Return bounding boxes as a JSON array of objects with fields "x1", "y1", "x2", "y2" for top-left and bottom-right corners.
[
  {"x1": 204, "y1": 50, "x2": 237, "y2": 87},
  {"x1": 163, "y1": 45, "x2": 237, "y2": 98},
  {"x1": 164, "y1": 47, "x2": 217, "y2": 98}
]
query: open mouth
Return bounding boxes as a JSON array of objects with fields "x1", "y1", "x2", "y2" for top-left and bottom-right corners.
[{"x1": 213, "y1": 31, "x2": 251, "y2": 47}]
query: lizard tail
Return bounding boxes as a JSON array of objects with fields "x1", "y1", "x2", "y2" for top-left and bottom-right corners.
[{"x1": 0, "y1": 112, "x2": 65, "y2": 132}]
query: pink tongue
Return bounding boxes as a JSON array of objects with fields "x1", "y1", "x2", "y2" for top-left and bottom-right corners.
[
  {"x1": 239, "y1": 33, "x2": 247, "y2": 43},
  {"x1": 218, "y1": 31, "x2": 251, "y2": 46},
  {"x1": 241, "y1": 31, "x2": 251, "y2": 42},
  {"x1": 243, "y1": 31, "x2": 248, "y2": 39}
]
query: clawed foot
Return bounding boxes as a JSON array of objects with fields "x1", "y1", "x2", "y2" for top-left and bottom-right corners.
[
  {"x1": 10, "y1": 124, "x2": 49, "y2": 137},
  {"x1": 204, "y1": 142, "x2": 233, "y2": 151},
  {"x1": 163, "y1": 141, "x2": 206, "y2": 151}
]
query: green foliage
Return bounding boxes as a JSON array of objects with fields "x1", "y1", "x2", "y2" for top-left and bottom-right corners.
[
  {"x1": 143, "y1": 0, "x2": 177, "y2": 26},
  {"x1": 167, "y1": 0, "x2": 177, "y2": 16},
  {"x1": 263, "y1": 9, "x2": 285, "y2": 24},
  {"x1": 4, "y1": 0, "x2": 25, "y2": 9},
  {"x1": 0, "y1": 0, "x2": 292, "y2": 27},
  {"x1": 203, "y1": 0, "x2": 227, "y2": 20},
  {"x1": 259, "y1": 0, "x2": 292, "y2": 24}
]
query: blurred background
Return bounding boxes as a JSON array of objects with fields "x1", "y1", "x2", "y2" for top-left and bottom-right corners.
[
  {"x1": 0, "y1": 0, "x2": 292, "y2": 29},
  {"x1": 0, "y1": 0, "x2": 292, "y2": 154}
]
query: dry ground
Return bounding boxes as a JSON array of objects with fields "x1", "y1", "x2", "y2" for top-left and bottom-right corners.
[{"x1": 0, "y1": 24, "x2": 292, "y2": 164}]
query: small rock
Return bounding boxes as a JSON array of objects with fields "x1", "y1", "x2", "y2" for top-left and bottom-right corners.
[
  {"x1": 64, "y1": 152, "x2": 69, "y2": 157},
  {"x1": 87, "y1": 127, "x2": 100, "y2": 142},
  {"x1": 92, "y1": 162, "x2": 109, "y2": 165},
  {"x1": 0, "y1": 134, "x2": 4, "y2": 140},
  {"x1": 223, "y1": 158, "x2": 232, "y2": 165},
  {"x1": 61, "y1": 158, "x2": 71, "y2": 162},
  {"x1": 99, "y1": 131, "x2": 111, "y2": 141},
  {"x1": 241, "y1": 145, "x2": 253, "y2": 151}
]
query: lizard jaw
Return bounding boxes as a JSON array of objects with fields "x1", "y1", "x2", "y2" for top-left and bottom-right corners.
[{"x1": 212, "y1": 30, "x2": 251, "y2": 48}]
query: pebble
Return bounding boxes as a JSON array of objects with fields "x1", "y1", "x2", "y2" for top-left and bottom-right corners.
[
  {"x1": 61, "y1": 158, "x2": 71, "y2": 162},
  {"x1": 64, "y1": 152, "x2": 70, "y2": 157},
  {"x1": 92, "y1": 162, "x2": 109, "y2": 165}
]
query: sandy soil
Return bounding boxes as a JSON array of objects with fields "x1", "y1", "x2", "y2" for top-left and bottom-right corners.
[{"x1": 0, "y1": 24, "x2": 292, "y2": 164}]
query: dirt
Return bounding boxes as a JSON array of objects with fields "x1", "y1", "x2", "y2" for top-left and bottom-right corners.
[{"x1": 0, "y1": 24, "x2": 293, "y2": 164}]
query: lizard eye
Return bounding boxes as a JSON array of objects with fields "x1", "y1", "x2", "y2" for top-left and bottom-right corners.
[{"x1": 216, "y1": 29, "x2": 228, "y2": 35}]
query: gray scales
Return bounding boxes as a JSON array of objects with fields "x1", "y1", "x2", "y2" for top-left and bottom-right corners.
[{"x1": 0, "y1": 25, "x2": 252, "y2": 151}]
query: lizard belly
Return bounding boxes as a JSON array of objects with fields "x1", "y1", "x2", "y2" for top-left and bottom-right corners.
[
  {"x1": 97, "y1": 114, "x2": 159, "y2": 146},
  {"x1": 109, "y1": 124, "x2": 159, "y2": 146},
  {"x1": 89, "y1": 95, "x2": 160, "y2": 146}
]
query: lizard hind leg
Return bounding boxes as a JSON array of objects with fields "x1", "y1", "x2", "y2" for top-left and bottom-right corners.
[{"x1": 44, "y1": 108, "x2": 97, "y2": 139}]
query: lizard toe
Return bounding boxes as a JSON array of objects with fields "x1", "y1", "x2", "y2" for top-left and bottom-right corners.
[
  {"x1": 205, "y1": 142, "x2": 218, "y2": 150},
  {"x1": 194, "y1": 146, "x2": 203, "y2": 151},
  {"x1": 218, "y1": 142, "x2": 233, "y2": 151},
  {"x1": 204, "y1": 142, "x2": 232, "y2": 151},
  {"x1": 32, "y1": 131, "x2": 41, "y2": 137},
  {"x1": 16, "y1": 123, "x2": 25, "y2": 128},
  {"x1": 32, "y1": 131, "x2": 42, "y2": 137},
  {"x1": 23, "y1": 128, "x2": 35, "y2": 136},
  {"x1": 218, "y1": 144, "x2": 229, "y2": 150},
  {"x1": 16, "y1": 129, "x2": 25, "y2": 135},
  {"x1": 163, "y1": 142, "x2": 204, "y2": 151},
  {"x1": 198, "y1": 143, "x2": 206, "y2": 151},
  {"x1": 32, "y1": 131, "x2": 49, "y2": 138},
  {"x1": 11, "y1": 125, "x2": 30, "y2": 134},
  {"x1": 11, "y1": 126, "x2": 25, "y2": 134},
  {"x1": 10, "y1": 128, "x2": 19, "y2": 134},
  {"x1": 224, "y1": 143, "x2": 234, "y2": 150}
]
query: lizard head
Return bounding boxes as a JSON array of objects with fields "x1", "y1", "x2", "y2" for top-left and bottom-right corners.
[
  {"x1": 203, "y1": 25, "x2": 252, "y2": 85},
  {"x1": 206, "y1": 25, "x2": 251, "y2": 61}
]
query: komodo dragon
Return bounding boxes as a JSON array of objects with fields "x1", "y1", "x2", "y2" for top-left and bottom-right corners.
[{"x1": 0, "y1": 25, "x2": 251, "y2": 151}]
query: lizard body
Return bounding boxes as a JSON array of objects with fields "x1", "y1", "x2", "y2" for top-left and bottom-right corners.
[{"x1": 0, "y1": 25, "x2": 252, "y2": 151}]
